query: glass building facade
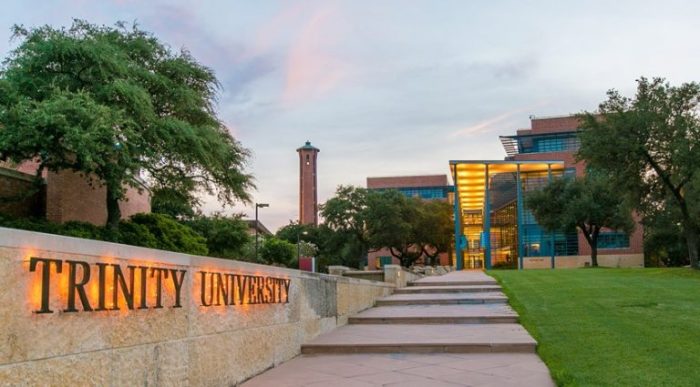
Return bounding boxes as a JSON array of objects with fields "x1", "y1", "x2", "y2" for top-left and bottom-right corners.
[
  {"x1": 500, "y1": 131, "x2": 580, "y2": 157},
  {"x1": 395, "y1": 186, "x2": 451, "y2": 200},
  {"x1": 450, "y1": 160, "x2": 579, "y2": 270}
]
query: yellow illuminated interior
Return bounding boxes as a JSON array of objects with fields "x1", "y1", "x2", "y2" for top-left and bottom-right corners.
[{"x1": 450, "y1": 162, "x2": 565, "y2": 213}]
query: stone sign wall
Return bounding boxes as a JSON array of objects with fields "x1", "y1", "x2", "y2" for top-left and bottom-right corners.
[{"x1": 0, "y1": 227, "x2": 393, "y2": 386}]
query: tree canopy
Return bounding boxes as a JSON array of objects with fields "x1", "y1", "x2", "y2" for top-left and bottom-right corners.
[
  {"x1": 320, "y1": 186, "x2": 372, "y2": 268},
  {"x1": 0, "y1": 20, "x2": 253, "y2": 228},
  {"x1": 184, "y1": 214, "x2": 251, "y2": 260},
  {"x1": 578, "y1": 77, "x2": 700, "y2": 268},
  {"x1": 317, "y1": 185, "x2": 453, "y2": 268},
  {"x1": 365, "y1": 190, "x2": 452, "y2": 267},
  {"x1": 526, "y1": 174, "x2": 634, "y2": 267}
]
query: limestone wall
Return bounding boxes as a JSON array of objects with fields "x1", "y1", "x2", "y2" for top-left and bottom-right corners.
[
  {"x1": 0, "y1": 227, "x2": 393, "y2": 386},
  {"x1": 522, "y1": 254, "x2": 644, "y2": 269}
]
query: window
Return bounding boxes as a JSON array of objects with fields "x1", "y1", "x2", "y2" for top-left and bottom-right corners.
[
  {"x1": 392, "y1": 186, "x2": 448, "y2": 199},
  {"x1": 517, "y1": 133, "x2": 580, "y2": 154},
  {"x1": 564, "y1": 168, "x2": 576, "y2": 179},
  {"x1": 597, "y1": 232, "x2": 630, "y2": 249}
]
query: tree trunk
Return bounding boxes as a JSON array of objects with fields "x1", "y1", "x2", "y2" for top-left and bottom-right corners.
[
  {"x1": 579, "y1": 224, "x2": 600, "y2": 267},
  {"x1": 106, "y1": 185, "x2": 121, "y2": 231},
  {"x1": 590, "y1": 227, "x2": 600, "y2": 267},
  {"x1": 683, "y1": 226, "x2": 700, "y2": 269},
  {"x1": 590, "y1": 243, "x2": 598, "y2": 267}
]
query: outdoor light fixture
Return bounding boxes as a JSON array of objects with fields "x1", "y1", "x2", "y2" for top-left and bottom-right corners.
[{"x1": 255, "y1": 203, "x2": 269, "y2": 261}]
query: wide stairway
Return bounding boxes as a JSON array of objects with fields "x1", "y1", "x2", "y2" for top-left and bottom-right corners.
[
  {"x1": 243, "y1": 271, "x2": 554, "y2": 386},
  {"x1": 301, "y1": 271, "x2": 536, "y2": 354}
]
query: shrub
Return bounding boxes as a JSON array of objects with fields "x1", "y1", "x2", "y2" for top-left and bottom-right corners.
[
  {"x1": 0, "y1": 211, "x2": 208, "y2": 257},
  {"x1": 127, "y1": 213, "x2": 208, "y2": 256},
  {"x1": 260, "y1": 237, "x2": 296, "y2": 266},
  {"x1": 114, "y1": 221, "x2": 160, "y2": 249},
  {"x1": 185, "y1": 214, "x2": 250, "y2": 259},
  {"x1": 60, "y1": 221, "x2": 106, "y2": 240},
  {"x1": 492, "y1": 260, "x2": 517, "y2": 270}
]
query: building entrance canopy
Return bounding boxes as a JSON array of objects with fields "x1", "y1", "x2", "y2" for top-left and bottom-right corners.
[{"x1": 449, "y1": 160, "x2": 566, "y2": 270}]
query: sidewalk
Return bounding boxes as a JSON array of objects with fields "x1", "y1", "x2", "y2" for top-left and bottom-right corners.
[{"x1": 242, "y1": 271, "x2": 554, "y2": 386}]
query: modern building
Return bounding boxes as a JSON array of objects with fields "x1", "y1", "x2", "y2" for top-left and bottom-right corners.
[
  {"x1": 451, "y1": 115, "x2": 644, "y2": 270},
  {"x1": 366, "y1": 174, "x2": 453, "y2": 268},
  {"x1": 297, "y1": 141, "x2": 320, "y2": 226}
]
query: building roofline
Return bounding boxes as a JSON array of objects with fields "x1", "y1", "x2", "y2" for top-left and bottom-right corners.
[
  {"x1": 449, "y1": 160, "x2": 566, "y2": 165},
  {"x1": 498, "y1": 130, "x2": 579, "y2": 140},
  {"x1": 366, "y1": 174, "x2": 448, "y2": 179},
  {"x1": 528, "y1": 113, "x2": 580, "y2": 120},
  {"x1": 296, "y1": 140, "x2": 320, "y2": 152},
  {"x1": 245, "y1": 219, "x2": 272, "y2": 236}
]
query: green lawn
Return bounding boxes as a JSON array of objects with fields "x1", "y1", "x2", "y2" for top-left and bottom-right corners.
[{"x1": 488, "y1": 268, "x2": 700, "y2": 387}]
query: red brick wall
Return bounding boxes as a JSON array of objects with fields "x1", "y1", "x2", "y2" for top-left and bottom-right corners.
[
  {"x1": 530, "y1": 116, "x2": 582, "y2": 134},
  {"x1": 578, "y1": 212, "x2": 644, "y2": 255},
  {"x1": 0, "y1": 168, "x2": 43, "y2": 218},
  {"x1": 367, "y1": 175, "x2": 448, "y2": 189},
  {"x1": 45, "y1": 170, "x2": 150, "y2": 225}
]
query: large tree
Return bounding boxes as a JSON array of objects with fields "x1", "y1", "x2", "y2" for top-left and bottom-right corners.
[
  {"x1": 366, "y1": 190, "x2": 422, "y2": 267},
  {"x1": 526, "y1": 174, "x2": 634, "y2": 267},
  {"x1": 0, "y1": 20, "x2": 253, "y2": 229},
  {"x1": 415, "y1": 199, "x2": 453, "y2": 266},
  {"x1": 320, "y1": 186, "x2": 372, "y2": 268},
  {"x1": 578, "y1": 77, "x2": 700, "y2": 268},
  {"x1": 366, "y1": 190, "x2": 453, "y2": 267}
]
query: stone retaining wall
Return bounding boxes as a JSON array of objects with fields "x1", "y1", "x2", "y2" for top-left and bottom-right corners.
[
  {"x1": 522, "y1": 254, "x2": 644, "y2": 269},
  {"x1": 0, "y1": 227, "x2": 393, "y2": 386}
]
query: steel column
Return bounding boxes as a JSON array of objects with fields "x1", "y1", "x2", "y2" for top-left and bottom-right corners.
[
  {"x1": 453, "y1": 167, "x2": 463, "y2": 271},
  {"x1": 484, "y1": 164, "x2": 491, "y2": 270},
  {"x1": 548, "y1": 164, "x2": 555, "y2": 269},
  {"x1": 516, "y1": 165, "x2": 524, "y2": 270}
]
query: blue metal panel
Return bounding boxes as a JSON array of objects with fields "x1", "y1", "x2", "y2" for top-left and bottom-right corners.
[
  {"x1": 484, "y1": 164, "x2": 491, "y2": 270},
  {"x1": 516, "y1": 164, "x2": 524, "y2": 270},
  {"x1": 548, "y1": 164, "x2": 555, "y2": 269}
]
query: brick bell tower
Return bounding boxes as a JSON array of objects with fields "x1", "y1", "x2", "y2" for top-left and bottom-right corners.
[{"x1": 297, "y1": 141, "x2": 320, "y2": 225}]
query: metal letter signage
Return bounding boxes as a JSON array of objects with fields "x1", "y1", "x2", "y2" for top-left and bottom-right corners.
[{"x1": 27, "y1": 257, "x2": 291, "y2": 314}]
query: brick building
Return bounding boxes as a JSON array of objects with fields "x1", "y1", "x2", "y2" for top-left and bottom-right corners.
[
  {"x1": 450, "y1": 115, "x2": 643, "y2": 270},
  {"x1": 367, "y1": 115, "x2": 644, "y2": 270},
  {"x1": 0, "y1": 161, "x2": 150, "y2": 225}
]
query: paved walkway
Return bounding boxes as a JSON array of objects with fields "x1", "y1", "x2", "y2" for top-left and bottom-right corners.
[{"x1": 242, "y1": 271, "x2": 554, "y2": 386}]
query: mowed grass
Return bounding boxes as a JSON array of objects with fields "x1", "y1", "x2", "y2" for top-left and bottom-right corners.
[{"x1": 488, "y1": 268, "x2": 700, "y2": 387}]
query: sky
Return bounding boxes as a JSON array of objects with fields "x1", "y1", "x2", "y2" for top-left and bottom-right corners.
[{"x1": 2, "y1": 0, "x2": 700, "y2": 231}]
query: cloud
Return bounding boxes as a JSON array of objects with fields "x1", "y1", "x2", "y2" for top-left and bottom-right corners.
[
  {"x1": 141, "y1": 4, "x2": 278, "y2": 101},
  {"x1": 282, "y1": 3, "x2": 351, "y2": 105},
  {"x1": 449, "y1": 102, "x2": 548, "y2": 138}
]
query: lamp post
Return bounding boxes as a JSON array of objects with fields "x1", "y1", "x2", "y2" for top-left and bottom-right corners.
[{"x1": 255, "y1": 203, "x2": 269, "y2": 261}]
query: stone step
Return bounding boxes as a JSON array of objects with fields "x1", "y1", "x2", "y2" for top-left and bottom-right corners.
[
  {"x1": 394, "y1": 285, "x2": 502, "y2": 294},
  {"x1": 349, "y1": 304, "x2": 517, "y2": 325},
  {"x1": 408, "y1": 280, "x2": 497, "y2": 287},
  {"x1": 376, "y1": 292, "x2": 508, "y2": 306},
  {"x1": 301, "y1": 324, "x2": 537, "y2": 354}
]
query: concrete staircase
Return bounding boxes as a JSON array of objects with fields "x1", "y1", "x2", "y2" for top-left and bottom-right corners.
[{"x1": 301, "y1": 271, "x2": 537, "y2": 354}]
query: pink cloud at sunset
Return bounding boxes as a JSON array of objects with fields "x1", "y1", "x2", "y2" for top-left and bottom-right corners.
[{"x1": 282, "y1": 4, "x2": 352, "y2": 105}]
